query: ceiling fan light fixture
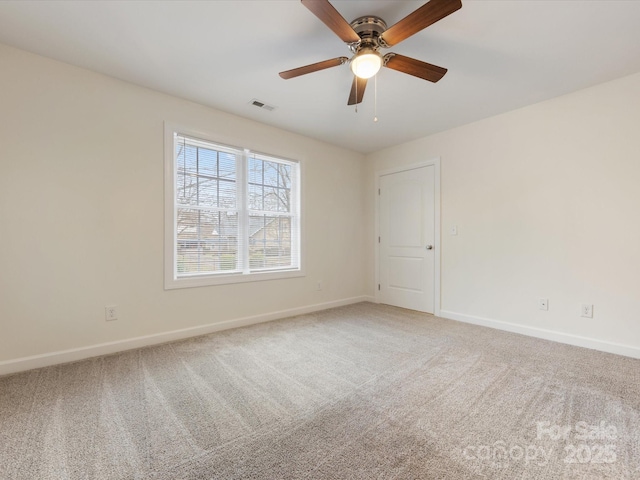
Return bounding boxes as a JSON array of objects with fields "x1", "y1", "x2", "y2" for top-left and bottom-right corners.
[{"x1": 350, "y1": 48, "x2": 382, "y2": 79}]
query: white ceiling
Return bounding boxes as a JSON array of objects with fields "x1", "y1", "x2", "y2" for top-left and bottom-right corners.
[{"x1": 1, "y1": 1, "x2": 640, "y2": 153}]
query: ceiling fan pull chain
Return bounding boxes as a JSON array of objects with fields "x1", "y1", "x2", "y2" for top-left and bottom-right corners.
[
  {"x1": 355, "y1": 79, "x2": 358, "y2": 113},
  {"x1": 374, "y1": 74, "x2": 378, "y2": 123}
]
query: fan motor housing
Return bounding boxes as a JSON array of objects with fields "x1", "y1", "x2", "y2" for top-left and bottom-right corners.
[{"x1": 349, "y1": 16, "x2": 387, "y2": 52}]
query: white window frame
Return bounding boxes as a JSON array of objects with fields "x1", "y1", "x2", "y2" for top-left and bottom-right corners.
[{"x1": 164, "y1": 123, "x2": 304, "y2": 289}]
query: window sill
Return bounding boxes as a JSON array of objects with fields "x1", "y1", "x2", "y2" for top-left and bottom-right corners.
[{"x1": 164, "y1": 268, "x2": 305, "y2": 290}]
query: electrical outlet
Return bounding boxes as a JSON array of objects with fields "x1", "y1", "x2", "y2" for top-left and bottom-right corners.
[
  {"x1": 450, "y1": 225, "x2": 458, "y2": 236},
  {"x1": 105, "y1": 305, "x2": 118, "y2": 321},
  {"x1": 581, "y1": 304, "x2": 593, "y2": 318},
  {"x1": 538, "y1": 298, "x2": 549, "y2": 311},
  {"x1": 317, "y1": 281, "x2": 323, "y2": 291}
]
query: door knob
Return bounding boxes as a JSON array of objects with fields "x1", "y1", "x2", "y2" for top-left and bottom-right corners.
[{"x1": 426, "y1": 245, "x2": 433, "y2": 250}]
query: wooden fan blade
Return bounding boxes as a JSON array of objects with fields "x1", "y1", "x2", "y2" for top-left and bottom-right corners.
[
  {"x1": 301, "y1": 0, "x2": 361, "y2": 44},
  {"x1": 279, "y1": 57, "x2": 348, "y2": 79},
  {"x1": 384, "y1": 54, "x2": 447, "y2": 83},
  {"x1": 380, "y1": 0, "x2": 462, "y2": 47},
  {"x1": 347, "y1": 76, "x2": 367, "y2": 105}
]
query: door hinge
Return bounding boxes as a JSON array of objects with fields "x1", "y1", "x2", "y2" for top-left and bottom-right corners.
[
  {"x1": 378, "y1": 188, "x2": 381, "y2": 195},
  {"x1": 378, "y1": 284, "x2": 381, "y2": 291},
  {"x1": 378, "y1": 236, "x2": 380, "y2": 243}
]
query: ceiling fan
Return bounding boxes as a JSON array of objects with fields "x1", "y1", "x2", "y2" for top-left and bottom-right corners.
[{"x1": 279, "y1": 0, "x2": 462, "y2": 105}]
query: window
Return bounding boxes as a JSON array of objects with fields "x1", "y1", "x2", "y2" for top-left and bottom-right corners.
[{"x1": 164, "y1": 125, "x2": 302, "y2": 288}]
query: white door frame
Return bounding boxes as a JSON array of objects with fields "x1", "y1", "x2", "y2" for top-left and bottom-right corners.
[{"x1": 375, "y1": 158, "x2": 441, "y2": 316}]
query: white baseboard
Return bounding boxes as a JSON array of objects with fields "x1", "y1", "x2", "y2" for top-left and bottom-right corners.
[
  {"x1": 0, "y1": 295, "x2": 374, "y2": 376},
  {"x1": 440, "y1": 310, "x2": 640, "y2": 359}
]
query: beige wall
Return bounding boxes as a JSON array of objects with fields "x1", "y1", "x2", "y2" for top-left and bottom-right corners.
[
  {"x1": 0, "y1": 44, "x2": 368, "y2": 365},
  {"x1": 366, "y1": 72, "x2": 640, "y2": 354}
]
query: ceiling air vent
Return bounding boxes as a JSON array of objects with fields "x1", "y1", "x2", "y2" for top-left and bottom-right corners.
[{"x1": 249, "y1": 99, "x2": 276, "y2": 112}]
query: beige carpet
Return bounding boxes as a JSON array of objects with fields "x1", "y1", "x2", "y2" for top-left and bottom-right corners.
[{"x1": 1, "y1": 302, "x2": 639, "y2": 479}]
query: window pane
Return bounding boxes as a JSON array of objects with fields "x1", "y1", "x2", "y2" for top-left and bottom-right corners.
[
  {"x1": 178, "y1": 145, "x2": 198, "y2": 174},
  {"x1": 277, "y1": 187, "x2": 290, "y2": 212},
  {"x1": 198, "y1": 148, "x2": 217, "y2": 176},
  {"x1": 177, "y1": 172, "x2": 198, "y2": 206},
  {"x1": 263, "y1": 160, "x2": 279, "y2": 187},
  {"x1": 279, "y1": 164, "x2": 292, "y2": 189},
  {"x1": 248, "y1": 157, "x2": 263, "y2": 184},
  {"x1": 198, "y1": 177, "x2": 218, "y2": 207},
  {"x1": 263, "y1": 187, "x2": 280, "y2": 212},
  {"x1": 249, "y1": 215, "x2": 292, "y2": 269},
  {"x1": 219, "y1": 152, "x2": 236, "y2": 180},
  {"x1": 248, "y1": 183, "x2": 263, "y2": 210},
  {"x1": 175, "y1": 142, "x2": 185, "y2": 170},
  {"x1": 219, "y1": 179, "x2": 236, "y2": 209},
  {"x1": 177, "y1": 208, "x2": 238, "y2": 274}
]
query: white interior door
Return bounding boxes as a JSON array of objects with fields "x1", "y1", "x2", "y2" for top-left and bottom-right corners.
[{"x1": 379, "y1": 165, "x2": 435, "y2": 313}]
